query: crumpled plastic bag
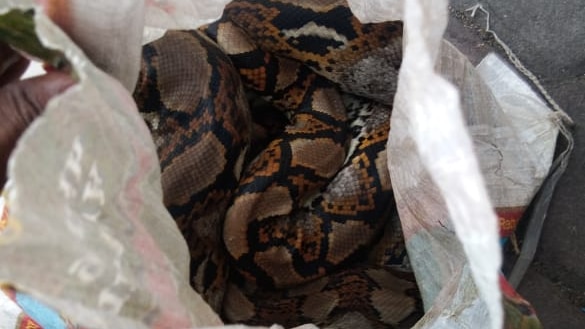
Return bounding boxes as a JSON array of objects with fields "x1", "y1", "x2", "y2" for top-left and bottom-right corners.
[
  {"x1": 0, "y1": 0, "x2": 223, "y2": 328},
  {"x1": 0, "y1": 0, "x2": 568, "y2": 328},
  {"x1": 381, "y1": 1, "x2": 502, "y2": 327}
]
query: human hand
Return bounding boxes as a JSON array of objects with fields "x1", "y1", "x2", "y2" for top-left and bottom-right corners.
[{"x1": 0, "y1": 44, "x2": 75, "y2": 188}]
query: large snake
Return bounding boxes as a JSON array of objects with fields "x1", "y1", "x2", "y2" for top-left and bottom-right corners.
[{"x1": 133, "y1": 0, "x2": 419, "y2": 327}]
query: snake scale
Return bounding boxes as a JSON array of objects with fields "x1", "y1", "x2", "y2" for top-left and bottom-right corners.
[{"x1": 133, "y1": 0, "x2": 419, "y2": 327}]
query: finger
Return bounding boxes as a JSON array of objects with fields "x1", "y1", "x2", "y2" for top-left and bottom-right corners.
[
  {"x1": 0, "y1": 44, "x2": 30, "y2": 87},
  {"x1": 0, "y1": 71, "x2": 75, "y2": 188},
  {"x1": 5, "y1": 71, "x2": 76, "y2": 119}
]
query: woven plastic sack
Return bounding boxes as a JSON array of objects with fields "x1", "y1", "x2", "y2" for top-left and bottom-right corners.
[{"x1": 0, "y1": 0, "x2": 566, "y2": 328}]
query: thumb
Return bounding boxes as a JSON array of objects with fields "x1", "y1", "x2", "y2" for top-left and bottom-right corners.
[{"x1": 0, "y1": 71, "x2": 75, "y2": 187}]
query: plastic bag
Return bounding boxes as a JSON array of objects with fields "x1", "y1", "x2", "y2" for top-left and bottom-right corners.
[
  {"x1": 0, "y1": 0, "x2": 565, "y2": 328},
  {"x1": 0, "y1": 1, "x2": 221, "y2": 328}
]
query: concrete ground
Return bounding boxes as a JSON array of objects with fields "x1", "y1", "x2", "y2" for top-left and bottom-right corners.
[{"x1": 446, "y1": 0, "x2": 585, "y2": 327}]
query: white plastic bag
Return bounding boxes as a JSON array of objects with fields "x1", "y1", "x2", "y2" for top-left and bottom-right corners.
[{"x1": 0, "y1": 0, "x2": 562, "y2": 328}]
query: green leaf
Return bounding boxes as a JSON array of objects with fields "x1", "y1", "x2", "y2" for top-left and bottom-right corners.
[{"x1": 0, "y1": 9, "x2": 69, "y2": 70}]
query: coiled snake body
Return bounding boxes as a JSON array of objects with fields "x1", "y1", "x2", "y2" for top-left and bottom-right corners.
[{"x1": 133, "y1": 0, "x2": 418, "y2": 327}]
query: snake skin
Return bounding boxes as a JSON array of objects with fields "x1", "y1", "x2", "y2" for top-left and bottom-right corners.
[
  {"x1": 133, "y1": 0, "x2": 417, "y2": 327},
  {"x1": 133, "y1": 30, "x2": 251, "y2": 311}
]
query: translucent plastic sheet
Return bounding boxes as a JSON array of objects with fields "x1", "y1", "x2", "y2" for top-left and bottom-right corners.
[
  {"x1": 0, "y1": 1, "x2": 222, "y2": 328},
  {"x1": 0, "y1": 0, "x2": 565, "y2": 328},
  {"x1": 383, "y1": 1, "x2": 502, "y2": 326}
]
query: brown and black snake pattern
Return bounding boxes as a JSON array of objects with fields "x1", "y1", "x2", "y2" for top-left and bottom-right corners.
[
  {"x1": 133, "y1": 0, "x2": 417, "y2": 327},
  {"x1": 133, "y1": 30, "x2": 251, "y2": 311},
  {"x1": 218, "y1": 0, "x2": 403, "y2": 105}
]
